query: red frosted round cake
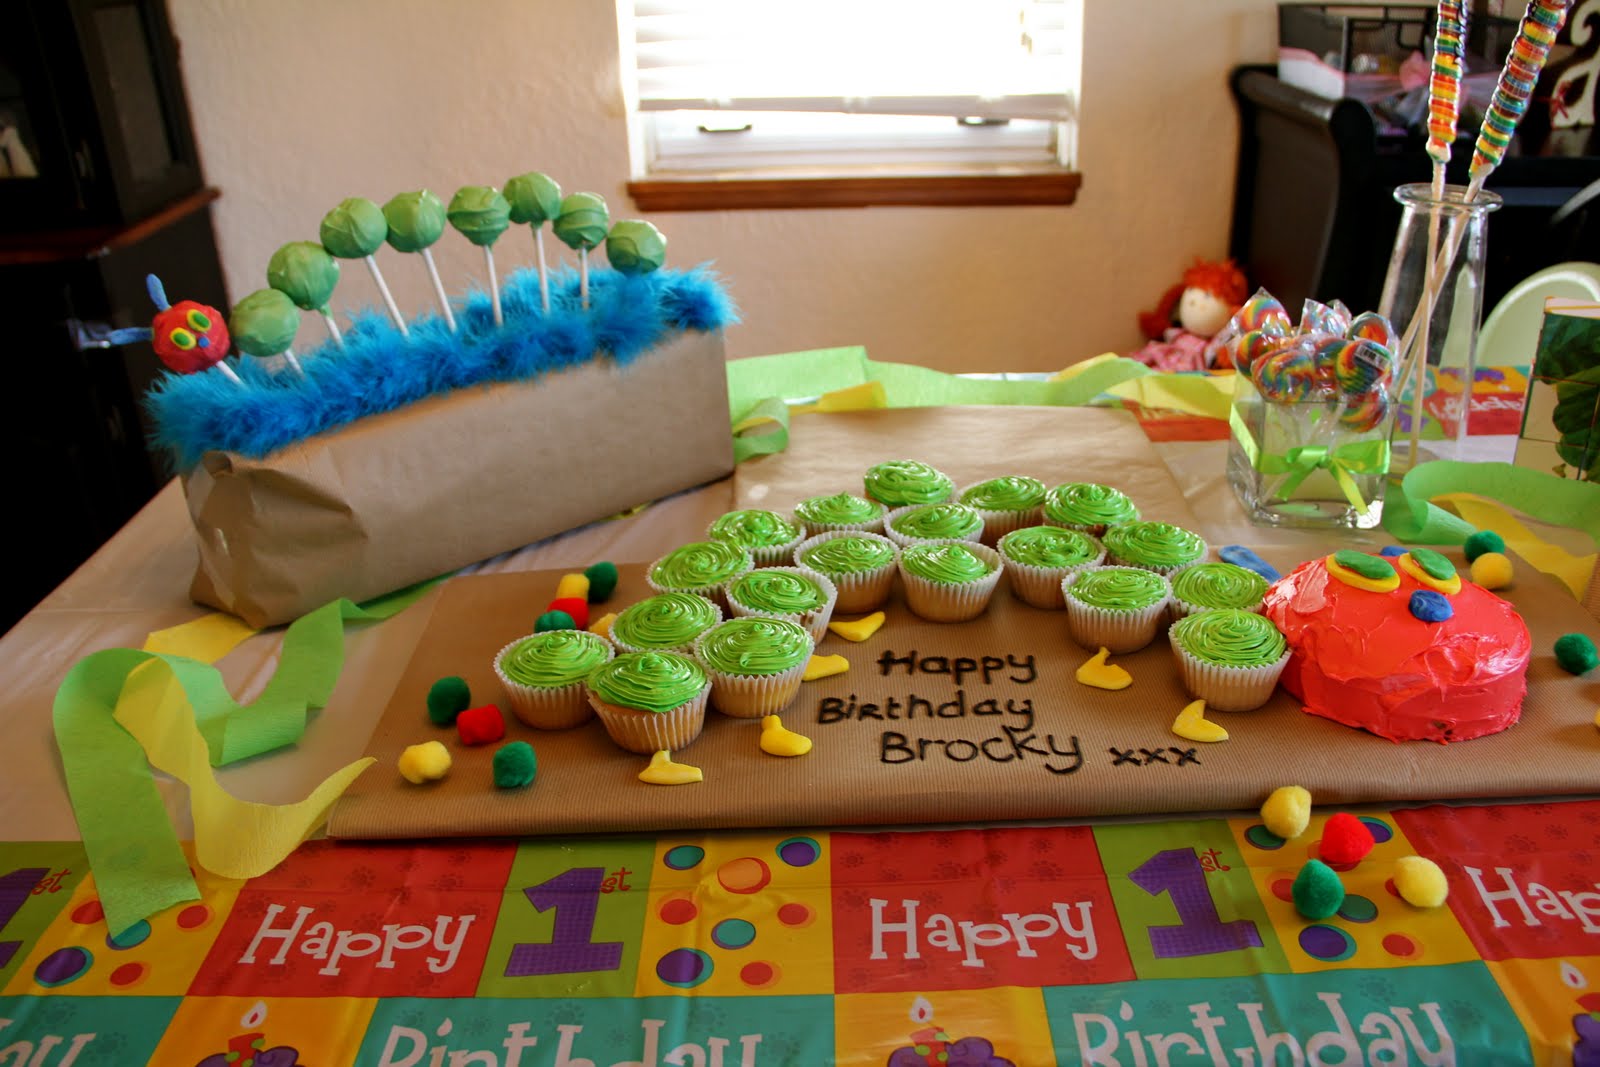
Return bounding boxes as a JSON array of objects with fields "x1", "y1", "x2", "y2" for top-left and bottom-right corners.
[{"x1": 1262, "y1": 550, "x2": 1531, "y2": 743}]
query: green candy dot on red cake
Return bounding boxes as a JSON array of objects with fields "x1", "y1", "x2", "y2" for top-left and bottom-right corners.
[
  {"x1": 1463, "y1": 530, "x2": 1506, "y2": 562},
  {"x1": 584, "y1": 561, "x2": 619, "y2": 603},
  {"x1": 1331, "y1": 549, "x2": 1395, "y2": 581},
  {"x1": 426, "y1": 676, "x2": 471, "y2": 725},
  {"x1": 1406, "y1": 547, "x2": 1456, "y2": 581},
  {"x1": 1555, "y1": 632, "x2": 1600, "y2": 675},
  {"x1": 536, "y1": 610, "x2": 576, "y2": 632},
  {"x1": 492, "y1": 741, "x2": 538, "y2": 789}
]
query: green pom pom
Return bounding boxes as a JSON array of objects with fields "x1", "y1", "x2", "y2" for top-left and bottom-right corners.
[
  {"x1": 492, "y1": 741, "x2": 538, "y2": 789},
  {"x1": 1292, "y1": 859, "x2": 1346, "y2": 920},
  {"x1": 1463, "y1": 530, "x2": 1506, "y2": 562},
  {"x1": 426, "y1": 676, "x2": 471, "y2": 725},
  {"x1": 1555, "y1": 632, "x2": 1600, "y2": 675},
  {"x1": 584, "y1": 561, "x2": 619, "y2": 603},
  {"x1": 535, "y1": 610, "x2": 576, "y2": 632}
]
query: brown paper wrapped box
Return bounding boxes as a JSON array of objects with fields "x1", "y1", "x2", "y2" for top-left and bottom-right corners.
[{"x1": 184, "y1": 330, "x2": 733, "y2": 627}]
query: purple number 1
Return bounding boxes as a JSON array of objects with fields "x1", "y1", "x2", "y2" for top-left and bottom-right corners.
[
  {"x1": 1128, "y1": 848, "x2": 1262, "y2": 959},
  {"x1": 504, "y1": 867, "x2": 624, "y2": 977},
  {"x1": 0, "y1": 869, "x2": 47, "y2": 969}
]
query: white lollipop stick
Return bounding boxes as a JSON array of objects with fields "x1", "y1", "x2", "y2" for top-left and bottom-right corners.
[
  {"x1": 363, "y1": 254, "x2": 409, "y2": 337},
  {"x1": 534, "y1": 228, "x2": 551, "y2": 313},
  {"x1": 420, "y1": 248, "x2": 457, "y2": 332},
  {"x1": 485, "y1": 245, "x2": 503, "y2": 327},
  {"x1": 282, "y1": 348, "x2": 305, "y2": 377},
  {"x1": 579, "y1": 247, "x2": 590, "y2": 310},
  {"x1": 215, "y1": 361, "x2": 244, "y2": 386},
  {"x1": 319, "y1": 310, "x2": 345, "y2": 349}
]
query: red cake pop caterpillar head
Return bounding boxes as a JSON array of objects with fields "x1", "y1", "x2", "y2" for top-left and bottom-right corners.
[{"x1": 146, "y1": 274, "x2": 230, "y2": 375}]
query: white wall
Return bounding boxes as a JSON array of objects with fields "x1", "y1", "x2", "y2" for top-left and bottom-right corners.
[{"x1": 168, "y1": 0, "x2": 1281, "y2": 373}]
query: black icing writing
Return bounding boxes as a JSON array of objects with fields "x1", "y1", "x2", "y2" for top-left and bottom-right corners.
[
  {"x1": 816, "y1": 692, "x2": 1034, "y2": 732},
  {"x1": 1108, "y1": 746, "x2": 1201, "y2": 768},
  {"x1": 875, "y1": 650, "x2": 1037, "y2": 686},
  {"x1": 881, "y1": 728, "x2": 1082, "y2": 776}
]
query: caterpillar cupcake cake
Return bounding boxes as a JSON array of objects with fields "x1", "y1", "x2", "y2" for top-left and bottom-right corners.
[
  {"x1": 610, "y1": 592, "x2": 722, "y2": 654},
  {"x1": 794, "y1": 531, "x2": 898, "y2": 613},
  {"x1": 1102, "y1": 520, "x2": 1208, "y2": 575},
  {"x1": 726, "y1": 566, "x2": 838, "y2": 642},
  {"x1": 1168, "y1": 608, "x2": 1290, "y2": 712},
  {"x1": 1169, "y1": 562, "x2": 1269, "y2": 619},
  {"x1": 794, "y1": 492, "x2": 886, "y2": 535},
  {"x1": 997, "y1": 525, "x2": 1105, "y2": 609},
  {"x1": 884, "y1": 502, "x2": 985, "y2": 548},
  {"x1": 1063, "y1": 566, "x2": 1171, "y2": 653},
  {"x1": 647, "y1": 540, "x2": 753, "y2": 609},
  {"x1": 864, "y1": 460, "x2": 954, "y2": 507},
  {"x1": 693, "y1": 617, "x2": 814, "y2": 718},
  {"x1": 897, "y1": 540, "x2": 1004, "y2": 623},
  {"x1": 707, "y1": 509, "x2": 806, "y2": 567},
  {"x1": 493, "y1": 629, "x2": 615, "y2": 729},
  {"x1": 1043, "y1": 482, "x2": 1139, "y2": 535},
  {"x1": 959, "y1": 476, "x2": 1047, "y2": 543},
  {"x1": 585, "y1": 650, "x2": 711, "y2": 754}
]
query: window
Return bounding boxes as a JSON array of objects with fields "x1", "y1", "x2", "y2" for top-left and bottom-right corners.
[{"x1": 619, "y1": 0, "x2": 1083, "y2": 210}]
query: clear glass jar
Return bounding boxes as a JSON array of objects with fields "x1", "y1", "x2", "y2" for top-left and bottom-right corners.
[{"x1": 1378, "y1": 183, "x2": 1502, "y2": 468}]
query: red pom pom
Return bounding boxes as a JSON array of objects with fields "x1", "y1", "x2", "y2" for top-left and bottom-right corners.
[
  {"x1": 1319, "y1": 812, "x2": 1375, "y2": 866},
  {"x1": 456, "y1": 704, "x2": 506, "y2": 747},
  {"x1": 548, "y1": 596, "x2": 589, "y2": 629}
]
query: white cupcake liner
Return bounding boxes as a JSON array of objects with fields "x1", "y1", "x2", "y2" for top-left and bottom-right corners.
[
  {"x1": 793, "y1": 530, "x2": 899, "y2": 614},
  {"x1": 586, "y1": 682, "x2": 711, "y2": 754},
  {"x1": 645, "y1": 548, "x2": 753, "y2": 613},
  {"x1": 1105, "y1": 537, "x2": 1211, "y2": 577},
  {"x1": 692, "y1": 629, "x2": 815, "y2": 719},
  {"x1": 1000, "y1": 539, "x2": 1107, "y2": 610},
  {"x1": 883, "y1": 504, "x2": 986, "y2": 549},
  {"x1": 898, "y1": 540, "x2": 1004, "y2": 623},
  {"x1": 493, "y1": 634, "x2": 616, "y2": 729},
  {"x1": 610, "y1": 595, "x2": 724, "y2": 654},
  {"x1": 1061, "y1": 571, "x2": 1171, "y2": 653},
  {"x1": 1169, "y1": 633, "x2": 1290, "y2": 712},
  {"x1": 706, "y1": 518, "x2": 807, "y2": 568},
  {"x1": 725, "y1": 566, "x2": 839, "y2": 644}
]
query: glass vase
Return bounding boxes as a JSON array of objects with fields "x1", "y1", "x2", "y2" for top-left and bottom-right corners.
[{"x1": 1378, "y1": 183, "x2": 1502, "y2": 468}]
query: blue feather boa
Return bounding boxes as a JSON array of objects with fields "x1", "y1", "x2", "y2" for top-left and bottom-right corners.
[{"x1": 146, "y1": 265, "x2": 736, "y2": 471}]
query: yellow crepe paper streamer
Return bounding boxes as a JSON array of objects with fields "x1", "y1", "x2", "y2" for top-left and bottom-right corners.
[
  {"x1": 1105, "y1": 371, "x2": 1236, "y2": 421},
  {"x1": 789, "y1": 380, "x2": 888, "y2": 416},
  {"x1": 1436, "y1": 492, "x2": 1595, "y2": 599}
]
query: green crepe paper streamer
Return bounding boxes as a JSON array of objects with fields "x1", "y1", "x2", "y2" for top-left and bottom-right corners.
[
  {"x1": 1383, "y1": 460, "x2": 1600, "y2": 545},
  {"x1": 53, "y1": 578, "x2": 438, "y2": 937},
  {"x1": 731, "y1": 396, "x2": 791, "y2": 463},
  {"x1": 725, "y1": 347, "x2": 873, "y2": 419}
]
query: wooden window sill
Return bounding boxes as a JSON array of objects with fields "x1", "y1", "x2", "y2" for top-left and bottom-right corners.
[{"x1": 627, "y1": 171, "x2": 1082, "y2": 212}]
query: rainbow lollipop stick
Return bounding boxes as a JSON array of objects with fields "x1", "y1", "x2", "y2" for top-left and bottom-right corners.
[
  {"x1": 1425, "y1": 0, "x2": 1468, "y2": 168},
  {"x1": 1470, "y1": 0, "x2": 1569, "y2": 184}
]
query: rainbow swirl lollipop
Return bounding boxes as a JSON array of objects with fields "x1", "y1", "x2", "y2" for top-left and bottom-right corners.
[
  {"x1": 1470, "y1": 0, "x2": 1570, "y2": 181},
  {"x1": 1427, "y1": 1, "x2": 1469, "y2": 165}
]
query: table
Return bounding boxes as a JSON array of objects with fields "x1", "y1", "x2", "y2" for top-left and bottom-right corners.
[{"x1": 1, "y1": 410, "x2": 1594, "y2": 1064}]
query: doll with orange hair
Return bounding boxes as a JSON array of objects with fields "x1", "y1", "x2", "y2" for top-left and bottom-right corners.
[{"x1": 1133, "y1": 258, "x2": 1250, "y2": 371}]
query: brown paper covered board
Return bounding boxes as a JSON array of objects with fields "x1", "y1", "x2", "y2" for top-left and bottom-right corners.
[
  {"x1": 328, "y1": 552, "x2": 1600, "y2": 841},
  {"x1": 185, "y1": 330, "x2": 733, "y2": 627}
]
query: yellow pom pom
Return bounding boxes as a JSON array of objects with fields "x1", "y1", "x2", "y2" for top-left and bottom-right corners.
[
  {"x1": 1469, "y1": 551, "x2": 1513, "y2": 590},
  {"x1": 557, "y1": 573, "x2": 591, "y2": 601},
  {"x1": 1260, "y1": 785, "x2": 1311, "y2": 841},
  {"x1": 588, "y1": 612, "x2": 617, "y2": 639},
  {"x1": 397, "y1": 741, "x2": 452, "y2": 784},
  {"x1": 1394, "y1": 855, "x2": 1449, "y2": 908}
]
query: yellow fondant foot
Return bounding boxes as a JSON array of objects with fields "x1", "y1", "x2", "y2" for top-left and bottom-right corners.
[
  {"x1": 1075, "y1": 646, "x2": 1132, "y2": 690},
  {"x1": 828, "y1": 611, "x2": 886, "y2": 642},
  {"x1": 638, "y1": 750, "x2": 703, "y2": 786},
  {"x1": 589, "y1": 612, "x2": 617, "y2": 639},
  {"x1": 1171, "y1": 698, "x2": 1229, "y2": 743},
  {"x1": 760, "y1": 715, "x2": 813, "y2": 757},
  {"x1": 803, "y1": 653, "x2": 849, "y2": 681},
  {"x1": 398, "y1": 741, "x2": 452, "y2": 784}
]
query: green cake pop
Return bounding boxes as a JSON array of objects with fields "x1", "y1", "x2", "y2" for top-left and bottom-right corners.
[
  {"x1": 448, "y1": 186, "x2": 512, "y2": 327},
  {"x1": 383, "y1": 190, "x2": 456, "y2": 332},
  {"x1": 268, "y1": 241, "x2": 344, "y2": 348},
  {"x1": 319, "y1": 197, "x2": 407, "y2": 337},
  {"x1": 504, "y1": 172, "x2": 562, "y2": 311},
  {"x1": 605, "y1": 220, "x2": 667, "y2": 276},
  {"x1": 230, "y1": 288, "x2": 304, "y2": 376},
  {"x1": 554, "y1": 192, "x2": 610, "y2": 309}
]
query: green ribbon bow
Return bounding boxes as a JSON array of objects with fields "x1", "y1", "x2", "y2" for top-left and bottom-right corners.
[{"x1": 1230, "y1": 406, "x2": 1391, "y2": 511}]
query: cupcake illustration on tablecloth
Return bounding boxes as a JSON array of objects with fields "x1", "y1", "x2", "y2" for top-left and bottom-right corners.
[
  {"x1": 195, "y1": 1002, "x2": 304, "y2": 1067},
  {"x1": 886, "y1": 996, "x2": 1015, "y2": 1067}
]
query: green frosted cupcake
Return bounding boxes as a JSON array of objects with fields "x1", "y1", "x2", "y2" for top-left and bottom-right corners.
[
  {"x1": 794, "y1": 531, "x2": 899, "y2": 614},
  {"x1": 793, "y1": 492, "x2": 886, "y2": 535},
  {"x1": 1169, "y1": 562, "x2": 1268, "y2": 619},
  {"x1": 494, "y1": 629, "x2": 615, "y2": 729},
  {"x1": 1168, "y1": 608, "x2": 1289, "y2": 711},
  {"x1": 1102, "y1": 521, "x2": 1208, "y2": 575},
  {"x1": 885, "y1": 503, "x2": 985, "y2": 548},
  {"x1": 647, "y1": 540, "x2": 753, "y2": 608},
  {"x1": 959, "y1": 476, "x2": 1047, "y2": 544},
  {"x1": 707, "y1": 509, "x2": 806, "y2": 567},
  {"x1": 726, "y1": 566, "x2": 838, "y2": 642},
  {"x1": 1043, "y1": 483, "x2": 1140, "y2": 535},
  {"x1": 585, "y1": 651, "x2": 711, "y2": 754},
  {"x1": 1063, "y1": 566, "x2": 1171, "y2": 653},
  {"x1": 897, "y1": 540, "x2": 1003, "y2": 623},
  {"x1": 863, "y1": 460, "x2": 954, "y2": 507},
  {"x1": 693, "y1": 617, "x2": 814, "y2": 718},
  {"x1": 997, "y1": 525, "x2": 1106, "y2": 609},
  {"x1": 610, "y1": 592, "x2": 722, "y2": 654}
]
